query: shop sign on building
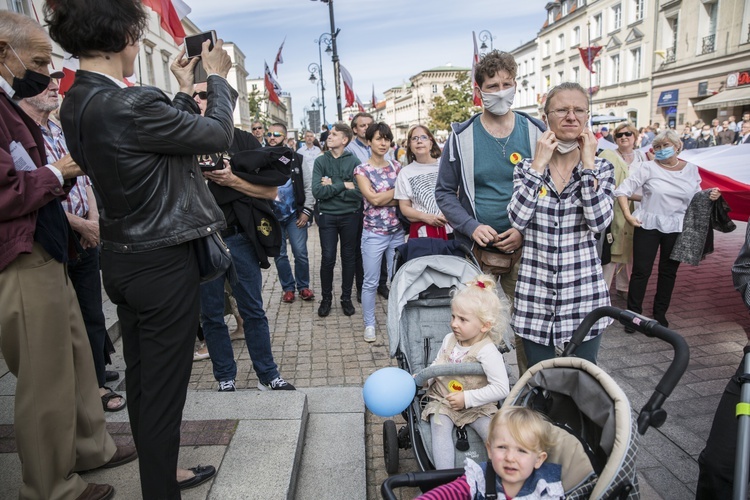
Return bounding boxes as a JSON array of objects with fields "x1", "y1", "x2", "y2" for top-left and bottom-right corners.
[{"x1": 727, "y1": 70, "x2": 750, "y2": 88}]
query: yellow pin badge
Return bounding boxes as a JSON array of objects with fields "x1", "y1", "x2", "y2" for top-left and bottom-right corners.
[
  {"x1": 448, "y1": 380, "x2": 464, "y2": 392},
  {"x1": 509, "y1": 152, "x2": 522, "y2": 165},
  {"x1": 539, "y1": 186, "x2": 548, "y2": 198}
]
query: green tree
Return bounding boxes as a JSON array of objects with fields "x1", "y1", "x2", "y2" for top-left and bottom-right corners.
[
  {"x1": 428, "y1": 72, "x2": 479, "y2": 132},
  {"x1": 247, "y1": 88, "x2": 265, "y2": 120}
]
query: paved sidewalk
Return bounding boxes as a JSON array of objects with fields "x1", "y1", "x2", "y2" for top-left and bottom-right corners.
[{"x1": 0, "y1": 223, "x2": 747, "y2": 499}]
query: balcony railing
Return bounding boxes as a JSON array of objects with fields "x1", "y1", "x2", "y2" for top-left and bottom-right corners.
[
  {"x1": 702, "y1": 34, "x2": 716, "y2": 54},
  {"x1": 665, "y1": 47, "x2": 676, "y2": 64}
]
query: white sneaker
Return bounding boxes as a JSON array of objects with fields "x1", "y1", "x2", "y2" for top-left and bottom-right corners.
[{"x1": 364, "y1": 326, "x2": 376, "y2": 342}]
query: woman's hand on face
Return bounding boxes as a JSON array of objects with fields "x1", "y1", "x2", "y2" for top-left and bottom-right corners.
[
  {"x1": 578, "y1": 128, "x2": 598, "y2": 167},
  {"x1": 171, "y1": 47, "x2": 198, "y2": 92},
  {"x1": 709, "y1": 188, "x2": 721, "y2": 201},
  {"x1": 531, "y1": 130, "x2": 557, "y2": 172},
  {"x1": 201, "y1": 39, "x2": 232, "y2": 78}
]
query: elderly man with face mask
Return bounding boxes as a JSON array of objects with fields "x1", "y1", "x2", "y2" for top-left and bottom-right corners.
[{"x1": 0, "y1": 11, "x2": 136, "y2": 500}]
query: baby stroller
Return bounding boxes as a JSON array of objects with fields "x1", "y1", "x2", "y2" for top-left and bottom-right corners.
[
  {"x1": 382, "y1": 239, "x2": 514, "y2": 475},
  {"x1": 382, "y1": 306, "x2": 690, "y2": 499}
]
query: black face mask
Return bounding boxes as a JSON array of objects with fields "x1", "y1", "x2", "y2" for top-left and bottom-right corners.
[{"x1": 3, "y1": 45, "x2": 51, "y2": 98}]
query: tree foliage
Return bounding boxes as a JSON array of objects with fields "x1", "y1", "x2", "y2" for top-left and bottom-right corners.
[
  {"x1": 247, "y1": 88, "x2": 265, "y2": 121},
  {"x1": 428, "y1": 73, "x2": 479, "y2": 132}
]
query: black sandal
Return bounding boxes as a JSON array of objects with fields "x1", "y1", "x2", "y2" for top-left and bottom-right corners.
[{"x1": 101, "y1": 387, "x2": 126, "y2": 412}]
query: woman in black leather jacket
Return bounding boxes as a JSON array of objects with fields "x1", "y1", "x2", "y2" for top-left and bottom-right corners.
[{"x1": 46, "y1": 1, "x2": 236, "y2": 497}]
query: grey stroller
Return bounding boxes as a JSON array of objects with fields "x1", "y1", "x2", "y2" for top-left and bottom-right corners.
[{"x1": 382, "y1": 240, "x2": 513, "y2": 475}]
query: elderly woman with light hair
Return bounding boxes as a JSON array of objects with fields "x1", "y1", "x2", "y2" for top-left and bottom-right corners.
[
  {"x1": 614, "y1": 129, "x2": 720, "y2": 331},
  {"x1": 598, "y1": 122, "x2": 647, "y2": 296}
]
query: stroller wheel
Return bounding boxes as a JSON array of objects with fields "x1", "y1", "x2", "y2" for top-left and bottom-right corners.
[{"x1": 383, "y1": 420, "x2": 400, "y2": 474}]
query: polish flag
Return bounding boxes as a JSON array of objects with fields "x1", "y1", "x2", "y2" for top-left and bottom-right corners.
[
  {"x1": 470, "y1": 32, "x2": 482, "y2": 107},
  {"x1": 355, "y1": 94, "x2": 365, "y2": 113},
  {"x1": 142, "y1": 0, "x2": 187, "y2": 45},
  {"x1": 340, "y1": 65, "x2": 355, "y2": 108},
  {"x1": 58, "y1": 53, "x2": 79, "y2": 96},
  {"x1": 273, "y1": 38, "x2": 285, "y2": 76},
  {"x1": 371, "y1": 84, "x2": 378, "y2": 109},
  {"x1": 264, "y1": 62, "x2": 282, "y2": 105}
]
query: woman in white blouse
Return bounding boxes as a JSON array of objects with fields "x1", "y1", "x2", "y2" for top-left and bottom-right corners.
[{"x1": 614, "y1": 130, "x2": 720, "y2": 330}]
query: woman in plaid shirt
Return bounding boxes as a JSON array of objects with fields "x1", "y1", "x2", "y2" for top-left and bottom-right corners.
[{"x1": 508, "y1": 83, "x2": 615, "y2": 367}]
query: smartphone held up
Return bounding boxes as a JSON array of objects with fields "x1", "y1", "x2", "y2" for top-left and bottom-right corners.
[{"x1": 185, "y1": 30, "x2": 216, "y2": 83}]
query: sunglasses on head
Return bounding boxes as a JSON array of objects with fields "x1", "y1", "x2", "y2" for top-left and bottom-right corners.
[
  {"x1": 266, "y1": 132, "x2": 283, "y2": 138},
  {"x1": 615, "y1": 131, "x2": 634, "y2": 138},
  {"x1": 192, "y1": 91, "x2": 207, "y2": 100}
]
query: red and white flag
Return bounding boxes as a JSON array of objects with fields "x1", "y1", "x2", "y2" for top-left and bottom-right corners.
[
  {"x1": 470, "y1": 32, "x2": 482, "y2": 107},
  {"x1": 264, "y1": 62, "x2": 282, "y2": 105},
  {"x1": 340, "y1": 65, "x2": 355, "y2": 108},
  {"x1": 273, "y1": 38, "x2": 285, "y2": 76},
  {"x1": 579, "y1": 46, "x2": 602, "y2": 73},
  {"x1": 371, "y1": 84, "x2": 378, "y2": 109},
  {"x1": 142, "y1": 0, "x2": 187, "y2": 45},
  {"x1": 58, "y1": 53, "x2": 79, "y2": 96},
  {"x1": 355, "y1": 94, "x2": 365, "y2": 113}
]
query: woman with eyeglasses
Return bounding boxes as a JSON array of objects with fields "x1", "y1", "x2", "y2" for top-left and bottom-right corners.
[
  {"x1": 614, "y1": 130, "x2": 720, "y2": 331},
  {"x1": 508, "y1": 82, "x2": 615, "y2": 365},
  {"x1": 597, "y1": 123, "x2": 647, "y2": 297},
  {"x1": 394, "y1": 125, "x2": 451, "y2": 239}
]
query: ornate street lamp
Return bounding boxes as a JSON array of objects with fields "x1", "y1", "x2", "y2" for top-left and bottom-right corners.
[
  {"x1": 311, "y1": 0, "x2": 343, "y2": 121},
  {"x1": 478, "y1": 30, "x2": 495, "y2": 52}
]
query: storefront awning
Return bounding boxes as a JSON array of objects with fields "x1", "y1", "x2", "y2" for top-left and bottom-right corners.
[
  {"x1": 657, "y1": 89, "x2": 679, "y2": 107},
  {"x1": 694, "y1": 87, "x2": 750, "y2": 111}
]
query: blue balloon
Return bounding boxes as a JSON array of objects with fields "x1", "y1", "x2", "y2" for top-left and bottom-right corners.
[{"x1": 363, "y1": 367, "x2": 417, "y2": 417}]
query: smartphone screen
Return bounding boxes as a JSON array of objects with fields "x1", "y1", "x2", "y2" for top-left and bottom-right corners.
[{"x1": 185, "y1": 31, "x2": 216, "y2": 59}]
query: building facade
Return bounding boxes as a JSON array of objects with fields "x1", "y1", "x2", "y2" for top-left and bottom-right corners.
[
  {"x1": 511, "y1": 39, "x2": 541, "y2": 118},
  {"x1": 247, "y1": 77, "x2": 289, "y2": 127},
  {"x1": 651, "y1": 0, "x2": 750, "y2": 128}
]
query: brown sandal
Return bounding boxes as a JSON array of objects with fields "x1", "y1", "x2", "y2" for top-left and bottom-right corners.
[{"x1": 101, "y1": 387, "x2": 126, "y2": 412}]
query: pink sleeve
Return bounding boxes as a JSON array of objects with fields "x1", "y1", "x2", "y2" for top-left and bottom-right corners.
[{"x1": 415, "y1": 475, "x2": 472, "y2": 500}]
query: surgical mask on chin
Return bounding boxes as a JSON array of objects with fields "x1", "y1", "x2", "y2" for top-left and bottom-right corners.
[
  {"x1": 481, "y1": 86, "x2": 515, "y2": 116},
  {"x1": 3, "y1": 44, "x2": 50, "y2": 98},
  {"x1": 654, "y1": 147, "x2": 675, "y2": 161},
  {"x1": 556, "y1": 140, "x2": 579, "y2": 154}
]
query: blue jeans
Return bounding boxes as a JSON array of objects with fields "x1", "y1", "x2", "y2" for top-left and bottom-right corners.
[
  {"x1": 361, "y1": 229, "x2": 404, "y2": 327},
  {"x1": 274, "y1": 216, "x2": 310, "y2": 292},
  {"x1": 199, "y1": 232, "x2": 279, "y2": 384}
]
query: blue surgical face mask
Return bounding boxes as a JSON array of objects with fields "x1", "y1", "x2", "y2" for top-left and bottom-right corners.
[{"x1": 654, "y1": 146, "x2": 675, "y2": 161}]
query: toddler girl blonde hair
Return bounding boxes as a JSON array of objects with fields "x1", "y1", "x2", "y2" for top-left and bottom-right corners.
[
  {"x1": 451, "y1": 274, "x2": 511, "y2": 345},
  {"x1": 488, "y1": 406, "x2": 556, "y2": 453}
]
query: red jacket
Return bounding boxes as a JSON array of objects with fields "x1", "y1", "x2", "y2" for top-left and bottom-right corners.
[{"x1": 0, "y1": 88, "x2": 67, "y2": 271}]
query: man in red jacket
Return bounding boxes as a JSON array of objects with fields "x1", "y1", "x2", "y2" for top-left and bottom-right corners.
[{"x1": 0, "y1": 12, "x2": 134, "y2": 500}]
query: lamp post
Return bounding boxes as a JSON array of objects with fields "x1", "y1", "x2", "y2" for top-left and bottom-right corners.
[
  {"x1": 311, "y1": 0, "x2": 342, "y2": 121},
  {"x1": 308, "y1": 62, "x2": 322, "y2": 111},
  {"x1": 314, "y1": 32, "x2": 333, "y2": 125},
  {"x1": 478, "y1": 30, "x2": 494, "y2": 53}
]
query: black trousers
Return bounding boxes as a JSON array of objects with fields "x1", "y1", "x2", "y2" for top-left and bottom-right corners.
[
  {"x1": 102, "y1": 242, "x2": 200, "y2": 500},
  {"x1": 67, "y1": 245, "x2": 109, "y2": 388},
  {"x1": 319, "y1": 212, "x2": 359, "y2": 301},
  {"x1": 696, "y1": 346, "x2": 750, "y2": 499},
  {"x1": 627, "y1": 227, "x2": 680, "y2": 324}
]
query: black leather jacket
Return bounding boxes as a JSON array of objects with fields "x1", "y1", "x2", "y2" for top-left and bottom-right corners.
[{"x1": 60, "y1": 72, "x2": 237, "y2": 252}]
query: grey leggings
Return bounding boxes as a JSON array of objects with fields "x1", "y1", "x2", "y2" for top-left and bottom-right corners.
[{"x1": 430, "y1": 413, "x2": 492, "y2": 470}]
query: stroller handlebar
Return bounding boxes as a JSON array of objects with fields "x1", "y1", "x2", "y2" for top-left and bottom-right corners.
[
  {"x1": 413, "y1": 363, "x2": 486, "y2": 388},
  {"x1": 562, "y1": 306, "x2": 690, "y2": 435},
  {"x1": 381, "y1": 469, "x2": 464, "y2": 500}
]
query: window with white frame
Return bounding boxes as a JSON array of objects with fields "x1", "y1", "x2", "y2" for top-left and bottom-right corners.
[
  {"x1": 143, "y1": 43, "x2": 156, "y2": 86},
  {"x1": 634, "y1": 0, "x2": 645, "y2": 22},
  {"x1": 610, "y1": 54, "x2": 620, "y2": 84},
  {"x1": 161, "y1": 51, "x2": 172, "y2": 93},
  {"x1": 592, "y1": 60, "x2": 601, "y2": 86},
  {"x1": 544, "y1": 74, "x2": 551, "y2": 92},
  {"x1": 557, "y1": 71, "x2": 564, "y2": 85},
  {"x1": 6, "y1": 0, "x2": 30, "y2": 14},
  {"x1": 593, "y1": 13, "x2": 603, "y2": 38},
  {"x1": 612, "y1": 4, "x2": 622, "y2": 30},
  {"x1": 530, "y1": 57, "x2": 536, "y2": 73},
  {"x1": 629, "y1": 47, "x2": 641, "y2": 79},
  {"x1": 578, "y1": 0, "x2": 586, "y2": 6},
  {"x1": 562, "y1": 1, "x2": 569, "y2": 16},
  {"x1": 572, "y1": 26, "x2": 581, "y2": 46},
  {"x1": 548, "y1": 9, "x2": 555, "y2": 24},
  {"x1": 544, "y1": 40, "x2": 551, "y2": 57},
  {"x1": 557, "y1": 34, "x2": 565, "y2": 52},
  {"x1": 572, "y1": 66, "x2": 580, "y2": 83}
]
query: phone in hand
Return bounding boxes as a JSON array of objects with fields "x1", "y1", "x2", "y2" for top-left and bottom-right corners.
[{"x1": 185, "y1": 31, "x2": 216, "y2": 83}]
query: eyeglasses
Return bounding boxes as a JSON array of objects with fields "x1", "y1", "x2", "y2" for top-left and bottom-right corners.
[
  {"x1": 549, "y1": 108, "x2": 589, "y2": 119},
  {"x1": 615, "y1": 132, "x2": 634, "y2": 138},
  {"x1": 410, "y1": 135, "x2": 429, "y2": 142},
  {"x1": 252, "y1": 126, "x2": 264, "y2": 131},
  {"x1": 266, "y1": 132, "x2": 284, "y2": 138},
  {"x1": 192, "y1": 91, "x2": 207, "y2": 100}
]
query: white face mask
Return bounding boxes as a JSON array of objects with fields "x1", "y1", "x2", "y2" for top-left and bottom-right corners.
[
  {"x1": 480, "y1": 86, "x2": 516, "y2": 116},
  {"x1": 556, "y1": 139, "x2": 579, "y2": 154}
]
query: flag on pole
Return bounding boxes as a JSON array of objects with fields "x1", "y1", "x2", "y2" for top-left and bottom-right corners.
[
  {"x1": 470, "y1": 32, "x2": 482, "y2": 107},
  {"x1": 141, "y1": 0, "x2": 187, "y2": 45},
  {"x1": 371, "y1": 84, "x2": 378, "y2": 109},
  {"x1": 355, "y1": 94, "x2": 365, "y2": 113},
  {"x1": 273, "y1": 38, "x2": 286, "y2": 75},
  {"x1": 264, "y1": 62, "x2": 282, "y2": 105},
  {"x1": 340, "y1": 65, "x2": 355, "y2": 108},
  {"x1": 578, "y1": 46, "x2": 602, "y2": 73}
]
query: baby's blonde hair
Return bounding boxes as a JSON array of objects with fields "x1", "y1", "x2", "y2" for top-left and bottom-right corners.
[
  {"x1": 488, "y1": 406, "x2": 556, "y2": 453},
  {"x1": 451, "y1": 274, "x2": 510, "y2": 345}
]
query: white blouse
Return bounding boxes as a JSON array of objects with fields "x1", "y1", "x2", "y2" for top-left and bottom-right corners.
[{"x1": 614, "y1": 160, "x2": 701, "y2": 234}]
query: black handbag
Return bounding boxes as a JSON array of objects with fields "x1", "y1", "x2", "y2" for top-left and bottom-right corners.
[{"x1": 194, "y1": 232, "x2": 236, "y2": 284}]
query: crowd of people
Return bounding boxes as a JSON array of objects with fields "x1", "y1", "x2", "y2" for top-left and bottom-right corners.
[{"x1": 2, "y1": 0, "x2": 749, "y2": 498}]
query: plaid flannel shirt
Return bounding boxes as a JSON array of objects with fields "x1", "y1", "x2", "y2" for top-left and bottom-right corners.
[{"x1": 509, "y1": 156, "x2": 615, "y2": 346}]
